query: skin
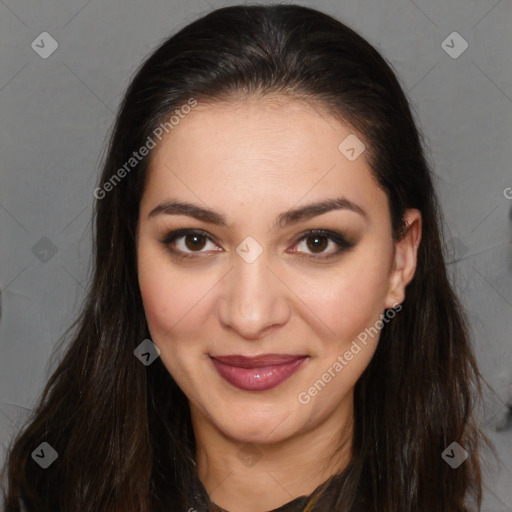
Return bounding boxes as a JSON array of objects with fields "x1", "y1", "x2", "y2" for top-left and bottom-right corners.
[{"x1": 136, "y1": 95, "x2": 422, "y2": 512}]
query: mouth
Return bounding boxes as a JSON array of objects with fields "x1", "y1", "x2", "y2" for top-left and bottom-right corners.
[{"x1": 209, "y1": 353, "x2": 309, "y2": 391}]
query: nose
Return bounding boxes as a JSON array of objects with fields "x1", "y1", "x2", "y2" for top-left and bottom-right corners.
[{"x1": 217, "y1": 250, "x2": 291, "y2": 340}]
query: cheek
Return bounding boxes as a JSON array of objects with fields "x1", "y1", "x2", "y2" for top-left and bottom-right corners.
[
  {"x1": 137, "y1": 255, "x2": 196, "y2": 383},
  {"x1": 136, "y1": 241, "x2": 194, "y2": 347},
  {"x1": 137, "y1": 261, "x2": 176, "y2": 333},
  {"x1": 291, "y1": 252, "x2": 391, "y2": 340},
  {"x1": 136, "y1": 243, "x2": 216, "y2": 382},
  {"x1": 137, "y1": 241, "x2": 202, "y2": 333}
]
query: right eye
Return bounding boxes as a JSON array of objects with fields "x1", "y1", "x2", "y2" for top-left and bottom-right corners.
[{"x1": 160, "y1": 229, "x2": 223, "y2": 259}]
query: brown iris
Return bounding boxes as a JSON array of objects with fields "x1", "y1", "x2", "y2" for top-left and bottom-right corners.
[
  {"x1": 184, "y1": 233, "x2": 207, "y2": 251},
  {"x1": 306, "y1": 234, "x2": 328, "y2": 253}
]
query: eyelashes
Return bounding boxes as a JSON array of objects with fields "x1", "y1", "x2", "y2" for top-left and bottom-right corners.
[{"x1": 159, "y1": 228, "x2": 356, "y2": 261}]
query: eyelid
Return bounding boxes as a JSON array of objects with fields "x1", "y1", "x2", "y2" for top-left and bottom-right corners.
[{"x1": 159, "y1": 228, "x2": 355, "y2": 260}]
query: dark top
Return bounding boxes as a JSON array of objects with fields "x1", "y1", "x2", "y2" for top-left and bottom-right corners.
[
  {"x1": 188, "y1": 469, "x2": 368, "y2": 512},
  {"x1": 209, "y1": 476, "x2": 329, "y2": 512}
]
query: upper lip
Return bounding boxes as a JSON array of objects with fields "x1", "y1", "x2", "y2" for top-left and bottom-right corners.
[{"x1": 209, "y1": 353, "x2": 308, "y2": 368}]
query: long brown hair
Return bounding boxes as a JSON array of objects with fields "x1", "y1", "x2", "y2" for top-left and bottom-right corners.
[{"x1": 1, "y1": 4, "x2": 490, "y2": 511}]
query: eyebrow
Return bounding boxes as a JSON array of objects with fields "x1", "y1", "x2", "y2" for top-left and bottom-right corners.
[{"x1": 148, "y1": 197, "x2": 367, "y2": 229}]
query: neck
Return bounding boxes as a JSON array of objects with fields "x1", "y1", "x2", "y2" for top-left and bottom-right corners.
[{"x1": 190, "y1": 394, "x2": 354, "y2": 512}]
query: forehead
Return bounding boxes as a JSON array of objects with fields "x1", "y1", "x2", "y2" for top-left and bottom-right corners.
[{"x1": 141, "y1": 95, "x2": 387, "y2": 222}]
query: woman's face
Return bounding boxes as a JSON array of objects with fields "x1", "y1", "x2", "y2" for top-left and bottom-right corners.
[{"x1": 136, "y1": 96, "x2": 420, "y2": 446}]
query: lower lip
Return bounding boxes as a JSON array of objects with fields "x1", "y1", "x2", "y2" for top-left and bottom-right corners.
[{"x1": 210, "y1": 356, "x2": 308, "y2": 391}]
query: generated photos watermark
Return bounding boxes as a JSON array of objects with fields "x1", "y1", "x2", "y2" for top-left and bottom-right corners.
[
  {"x1": 93, "y1": 98, "x2": 198, "y2": 200},
  {"x1": 297, "y1": 303, "x2": 402, "y2": 405}
]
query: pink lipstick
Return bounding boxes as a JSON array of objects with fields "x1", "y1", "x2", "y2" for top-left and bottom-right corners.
[{"x1": 209, "y1": 353, "x2": 308, "y2": 391}]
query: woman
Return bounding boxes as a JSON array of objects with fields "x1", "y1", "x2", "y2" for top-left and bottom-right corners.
[{"x1": 1, "y1": 4, "x2": 489, "y2": 511}]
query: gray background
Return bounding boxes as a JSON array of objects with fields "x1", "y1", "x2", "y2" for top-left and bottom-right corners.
[{"x1": 0, "y1": 0, "x2": 511, "y2": 509}]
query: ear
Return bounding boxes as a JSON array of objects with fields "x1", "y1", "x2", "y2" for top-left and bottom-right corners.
[{"x1": 384, "y1": 208, "x2": 422, "y2": 309}]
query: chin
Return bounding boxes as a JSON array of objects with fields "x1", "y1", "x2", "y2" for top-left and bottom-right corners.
[{"x1": 212, "y1": 403, "x2": 302, "y2": 444}]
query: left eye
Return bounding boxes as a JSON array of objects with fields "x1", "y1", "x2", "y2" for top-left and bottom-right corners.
[
  {"x1": 292, "y1": 229, "x2": 354, "y2": 259},
  {"x1": 291, "y1": 231, "x2": 350, "y2": 258}
]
